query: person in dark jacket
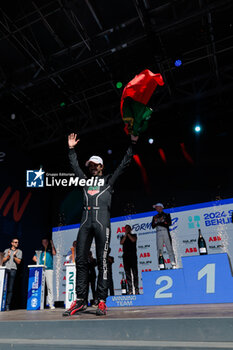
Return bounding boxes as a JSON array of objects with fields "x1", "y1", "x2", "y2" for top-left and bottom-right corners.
[
  {"x1": 63, "y1": 133, "x2": 138, "y2": 316},
  {"x1": 120, "y1": 225, "x2": 139, "y2": 294},
  {"x1": 152, "y1": 203, "x2": 176, "y2": 269}
]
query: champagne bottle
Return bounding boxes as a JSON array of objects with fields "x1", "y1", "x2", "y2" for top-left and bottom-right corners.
[
  {"x1": 158, "y1": 254, "x2": 165, "y2": 270},
  {"x1": 121, "y1": 273, "x2": 127, "y2": 295},
  {"x1": 198, "y1": 229, "x2": 207, "y2": 255}
]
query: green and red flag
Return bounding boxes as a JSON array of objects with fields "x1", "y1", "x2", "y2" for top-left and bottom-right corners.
[{"x1": 120, "y1": 69, "x2": 164, "y2": 135}]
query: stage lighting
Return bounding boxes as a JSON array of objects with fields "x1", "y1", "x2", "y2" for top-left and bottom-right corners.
[
  {"x1": 174, "y1": 59, "x2": 182, "y2": 67},
  {"x1": 194, "y1": 125, "x2": 201, "y2": 133},
  {"x1": 60, "y1": 102, "x2": 66, "y2": 107},
  {"x1": 148, "y1": 138, "x2": 154, "y2": 144},
  {"x1": 107, "y1": 149, "x2": 112, "y2": 155},
  {"x1": 116, "y1": 82, "x2": 123, "y2": 89},
  {"x1": 10, "y1": 113, "x2": 16, "y2": 120}
]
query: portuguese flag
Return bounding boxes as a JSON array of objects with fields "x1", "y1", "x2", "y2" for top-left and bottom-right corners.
[{"x1": 120, "y1": 69, "x2": 164, "y2": 135}]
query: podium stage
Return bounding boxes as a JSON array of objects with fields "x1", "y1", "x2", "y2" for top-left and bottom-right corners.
[
  {"x1": 1, "y1": 254, "x2": 233, "y2": 349},
  {"x1": 1, "y1": 304, "x2": 233, "y2": 349}
]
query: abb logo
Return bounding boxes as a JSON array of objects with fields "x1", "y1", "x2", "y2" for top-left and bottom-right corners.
[
  {"x1": 142, "y1": 269, "x2": 151, "y2": 272},
  {"x1": 209, "y1": 236, "x2": 221, "y2": 242},
  {"x1": 140, "y1": 252, "x2": 151, "y2": 258},
  {"x1": 116, "y1": 227, "x2": 125, "y2": 233},
  {"x1": 118, "y1": 248, "x2": 123, "y2": 253},
  {"x1": 185, "y1": 247, "x2": 197, "y2": 253},
  {"x1": 0, "y1": 186, "x2": 32, "y2": 222},
  {"x1": 119, "y1": 263, "x2": 124, "y2": 268}
]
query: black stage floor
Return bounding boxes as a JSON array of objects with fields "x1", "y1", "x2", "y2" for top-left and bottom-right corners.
[{"x1": 1, "y1": 303, "x2": 233, "y2": 349}]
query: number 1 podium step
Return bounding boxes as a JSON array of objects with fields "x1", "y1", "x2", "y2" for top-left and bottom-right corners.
[{"x1": 106, "y1": 253, "x2": 233, "y2": 307}]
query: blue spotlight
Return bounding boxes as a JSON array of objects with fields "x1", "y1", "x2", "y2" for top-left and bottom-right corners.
[
  {"x1": 194, "y1": 125, "x2": 201, "y2": 133},
  {"x1": 174, "y1": 59, "x2": 182, "y2": 67}
]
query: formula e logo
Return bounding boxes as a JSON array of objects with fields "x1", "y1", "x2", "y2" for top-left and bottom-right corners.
[
  {"x1": 87, "y1": 186, "x2": 100, "y2": 196},
  {"x1": 26, "y1": 169, "x2": 44, "y2": 187},
  {"x1": 31, "y1": 297, "x2": 38, "y2": 308},
  {"x1": 170, "y1": 217, "x2": 178, "y2": 231}
]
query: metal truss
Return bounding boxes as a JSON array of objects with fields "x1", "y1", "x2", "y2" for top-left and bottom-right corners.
[{"x1": 0, "y1": 0, "x2": 232, "y2": 149}]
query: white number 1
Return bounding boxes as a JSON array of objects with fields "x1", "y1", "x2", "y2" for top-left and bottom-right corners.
[{"x1": 198, "y1": 263, "x2": 215, "y2": 293}]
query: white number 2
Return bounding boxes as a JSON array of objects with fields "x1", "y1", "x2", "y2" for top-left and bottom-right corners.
[
  {"x1": 198, "y1": 263, "x2": 215, "y2": 293},
  {"x1": 154, "y1": 276, "x2": 173, "y2": 298}
]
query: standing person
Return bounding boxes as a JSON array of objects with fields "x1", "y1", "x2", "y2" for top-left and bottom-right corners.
[
  {"x1": 107, "y1": 248, "x2": 115, "y2": 296},
  {"x1": 120, "y1": 225, "x2": 139, "y2": 295},
  {"x1": 63, "y1": 132, "x2": 138, "y2": 316},
  {"x1": 33, "y1": 238, "x2": 56, "y2": 309},
  {"x1": 3, "y1": 237, "x2": 22, "y2": 311},
  {"x1": 151, "y1": 203, "x2": 176, "y2": 269}
]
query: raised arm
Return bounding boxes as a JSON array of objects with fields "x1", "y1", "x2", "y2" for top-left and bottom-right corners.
[
  {"x1": 68, "y1": 133, "x2": 87, "y2": 179},
  {"x1": 109, "y1": 135, "x2": 138, "y2": 186}
]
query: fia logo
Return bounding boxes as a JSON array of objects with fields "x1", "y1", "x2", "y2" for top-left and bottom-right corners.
[{"x1": 26, "y1": 169, "x2": 45, "y2": 187}]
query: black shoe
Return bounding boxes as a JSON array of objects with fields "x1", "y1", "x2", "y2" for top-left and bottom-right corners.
[
  {"x1": 62, "y1": 299, "x2": 87, "y2": 316},
  {"x1": 96, "y1": 300, "x2": 107, "y2": 316}
]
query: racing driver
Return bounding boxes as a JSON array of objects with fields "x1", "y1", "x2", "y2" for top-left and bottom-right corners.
[{"x1": 63, "y1": 132, "x2": 138, "y2": 316}]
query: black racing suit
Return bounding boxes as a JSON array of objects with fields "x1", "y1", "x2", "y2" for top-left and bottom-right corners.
[{"x1": 68, "y1": 145, "x2": 134, "y2": 302}]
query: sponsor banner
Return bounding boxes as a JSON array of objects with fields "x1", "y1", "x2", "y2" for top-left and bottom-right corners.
[
  {"x1": 52, "y1": 198, "x2": 233, "y2": 300},
  {"x1": 0, "y1": 267, "x2": 8, "y2": 312},
  {"x1": 65, "y1": 263, "x2": 76, "y2": 309},
  {"x1": 27, "y1": 266, "x2": 45, "y2": 310}
]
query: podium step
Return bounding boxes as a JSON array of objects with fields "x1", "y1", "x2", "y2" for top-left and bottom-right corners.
[
  {"x1": 1, "y1": 315, "x2": 233, "y2": 349},
  {"x1": 1, "y1": 338, "x2": 233, "y2": 350}
]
